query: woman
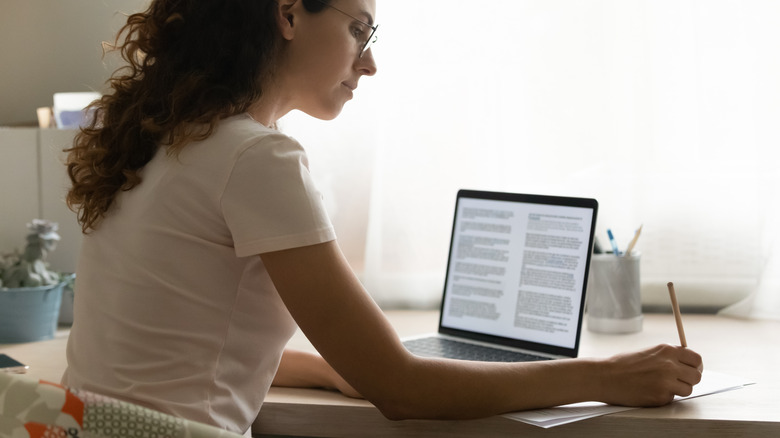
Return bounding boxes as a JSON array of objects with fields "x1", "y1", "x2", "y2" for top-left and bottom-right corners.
[{"x1": 62, "y1": 0, "x2": 703, "y2": 435}]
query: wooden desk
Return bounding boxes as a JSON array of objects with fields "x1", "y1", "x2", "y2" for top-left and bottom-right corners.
[
  {"x1": 3, "y1": 311, "x2": 778, "y2": 437},
  {"x1": 254, "y1": 311, "x2": 780, "y2": 437}
]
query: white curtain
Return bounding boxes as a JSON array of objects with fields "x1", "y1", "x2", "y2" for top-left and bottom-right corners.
[{"x1": 281, "y1": 0, "x2": 780, "y2": 317}]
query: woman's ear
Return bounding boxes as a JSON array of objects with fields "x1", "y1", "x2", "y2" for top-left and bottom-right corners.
[{"x1": 276, "y1": 0, "x2": 299, "y2": 41}]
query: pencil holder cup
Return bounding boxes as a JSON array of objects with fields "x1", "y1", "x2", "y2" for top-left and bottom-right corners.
[{"x1": 586, "y1": 253, "x2": 643, "y2": 334}]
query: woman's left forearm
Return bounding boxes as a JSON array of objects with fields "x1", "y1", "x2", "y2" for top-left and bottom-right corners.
[{"x1": 272, "y1": 349, "x2": 361, "y2": 398}]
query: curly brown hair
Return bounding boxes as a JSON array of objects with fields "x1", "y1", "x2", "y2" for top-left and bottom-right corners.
[{"x1": 65, "y1": 0, "x2": 296, "y2": 233}]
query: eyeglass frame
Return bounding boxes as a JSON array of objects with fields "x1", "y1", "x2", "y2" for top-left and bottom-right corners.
[{"x1": 312, "y1": 0, "x2": 378, "y2": 58}]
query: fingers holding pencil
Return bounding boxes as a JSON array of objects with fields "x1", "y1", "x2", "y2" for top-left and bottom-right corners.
[
  {"x1": 600, "y1": 282, "x2": 703, "y2": 406},
  {"x1": 601, "y1": 344, "x2": 703, "y2": 405}
]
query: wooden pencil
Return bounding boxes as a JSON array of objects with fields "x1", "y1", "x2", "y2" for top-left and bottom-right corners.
[{"x1": 667, "y1": 281, "x2": 688, "y2": 347}]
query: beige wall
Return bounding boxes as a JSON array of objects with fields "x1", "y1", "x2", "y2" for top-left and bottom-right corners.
[
  {"x1": 0, "y1": 128, "x2": 82, "y2": 274},
  {"x1": 0, "y1": 129, "x2": 40, "y2": 251},
  {"x1": 1, "y1": 1, "x2": 147, "y2": 271},
  {"x1": 0, "y1": 0, "x2": 149, "y2": 126}
]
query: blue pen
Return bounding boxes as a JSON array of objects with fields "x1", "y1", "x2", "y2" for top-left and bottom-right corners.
[{"x1": 607, "y1": 229, "x2": 621, "y2": 256}]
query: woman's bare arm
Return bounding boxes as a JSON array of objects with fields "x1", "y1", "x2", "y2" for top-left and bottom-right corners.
[
  {"x1": 272, "y1": 349, "x2": 361, "y2": 398},
  {"x1": 261, "y1": 240, "x2": 702, "y2": 420}
]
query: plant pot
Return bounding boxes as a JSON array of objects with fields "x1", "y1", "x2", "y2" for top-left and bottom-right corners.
[{"x1": 0, "y1": 281, "x2": 66, "y2": 343}]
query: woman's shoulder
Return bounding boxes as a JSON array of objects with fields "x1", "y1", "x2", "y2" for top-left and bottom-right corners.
[
  {"x1": 170, "y1": 114, "x2": 306, "y2": 172},
  {"x1": 219, "y1": 114, "x2": 293, "y2": 141},
  {"x1": 216, "y1": 114, "x2": 304, "y2": 154}
]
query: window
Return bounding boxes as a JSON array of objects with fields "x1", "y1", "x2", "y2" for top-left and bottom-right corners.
[{"x1": 282, "y1": 1, "x2": 780, "y2": 316}]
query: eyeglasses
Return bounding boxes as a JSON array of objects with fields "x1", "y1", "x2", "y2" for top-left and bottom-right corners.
[{"x1": 313, "y1": 0, "x2": 378, "y2": 58}]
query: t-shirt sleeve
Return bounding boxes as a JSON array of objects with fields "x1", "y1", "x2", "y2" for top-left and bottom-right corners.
[{"x1": 221, "y1": 132, "x2": 336, "y2": 257}]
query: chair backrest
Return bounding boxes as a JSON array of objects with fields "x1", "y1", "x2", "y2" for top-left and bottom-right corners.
[{"x1": 0, "y1": 371, "x2": 245, "y2": 438}]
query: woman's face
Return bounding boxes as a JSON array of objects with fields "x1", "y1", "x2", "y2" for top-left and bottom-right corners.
[{"x1": 281, "y1": 0, "x2": 378, "y2": 120}]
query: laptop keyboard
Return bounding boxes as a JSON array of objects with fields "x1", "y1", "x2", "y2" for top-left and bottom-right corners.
[{"x1": 403, "y1": 337, "x2": 551, "y2": 363}]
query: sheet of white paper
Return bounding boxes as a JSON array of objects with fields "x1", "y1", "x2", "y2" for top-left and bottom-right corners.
[
  {"x1": 502, "y1": 370, "x2": 753, "y2": 428},
  {"x1": 504, "y1": 402, "x2": 635, "y2": 428},
  {"x1": 676, "y1": 369, "x2": 753, "y2": 401}
]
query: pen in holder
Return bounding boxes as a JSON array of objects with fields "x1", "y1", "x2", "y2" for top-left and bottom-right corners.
[{"x1": 586, "y1": 253, "x2": 643, "y2": 333}]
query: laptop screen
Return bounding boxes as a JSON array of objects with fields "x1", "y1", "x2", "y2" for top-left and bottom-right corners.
[{"x1": 439, "y1": 190, "x2": 598, "y2": 356}]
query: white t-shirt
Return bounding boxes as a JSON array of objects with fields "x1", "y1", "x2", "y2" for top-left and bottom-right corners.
[{"x1": 62, "y1": 114, "x2": 336, "y2": 434}]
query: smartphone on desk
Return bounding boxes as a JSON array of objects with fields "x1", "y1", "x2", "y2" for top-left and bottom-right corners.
[{"x1": 0, "y1": 353, "x2": 29, "y2": 374}]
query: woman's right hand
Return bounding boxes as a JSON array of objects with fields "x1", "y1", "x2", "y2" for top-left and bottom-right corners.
[{"x1": 598, "y1": 344, "x2": 703, "y2": 407}]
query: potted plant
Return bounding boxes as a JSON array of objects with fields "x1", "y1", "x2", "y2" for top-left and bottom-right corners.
[{"x1": 0, "y1": 220, "x2": 72, "y2": 343}]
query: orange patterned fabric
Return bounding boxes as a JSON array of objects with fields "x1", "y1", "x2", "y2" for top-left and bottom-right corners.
[{"x1": 0, "y1": 372, "x2": 244, "y2": 438}]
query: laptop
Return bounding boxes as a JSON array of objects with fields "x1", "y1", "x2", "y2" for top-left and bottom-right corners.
[{"x1": 403, "y1": 189, "x2": 598, "y2": 362}]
